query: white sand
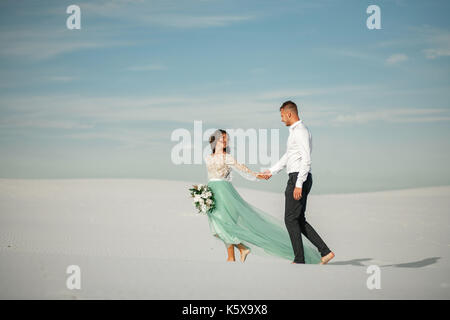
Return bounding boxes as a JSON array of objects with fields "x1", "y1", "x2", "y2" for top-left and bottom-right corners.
[{"x1": 0, "y1": 178, "x2": 449, "y2": 299}]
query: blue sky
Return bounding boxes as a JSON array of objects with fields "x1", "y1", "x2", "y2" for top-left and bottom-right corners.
[{"x1": 0, "y1": 0, "x2": 449, "y2": 194}]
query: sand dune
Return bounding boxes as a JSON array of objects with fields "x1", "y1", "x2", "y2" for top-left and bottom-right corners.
[{"x1": 0, "y1": 179, "x2": 449, "y2": 299}]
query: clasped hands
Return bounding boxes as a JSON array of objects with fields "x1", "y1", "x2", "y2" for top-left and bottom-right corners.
[{"x1": 256, "y1": 170, "x2": 272, "y2": 180}]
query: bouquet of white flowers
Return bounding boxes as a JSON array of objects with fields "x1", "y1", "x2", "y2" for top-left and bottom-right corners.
[{"x1": 188, "y1": 184, "x2": 215, "y2": 214}]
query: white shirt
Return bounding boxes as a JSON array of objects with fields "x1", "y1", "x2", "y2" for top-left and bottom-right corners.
[{"x1": 269, "y1": 119, "x2": 312, "y2": 188}]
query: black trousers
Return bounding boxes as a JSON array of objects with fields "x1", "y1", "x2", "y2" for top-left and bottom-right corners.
[{"x1": 285, "y1": 172, "x2": 331, "y2": 263}]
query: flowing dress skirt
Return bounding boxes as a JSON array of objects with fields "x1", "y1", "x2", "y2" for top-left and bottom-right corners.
[{"x1": 207, "y1": 180, "x2": 321, "y2": 264}]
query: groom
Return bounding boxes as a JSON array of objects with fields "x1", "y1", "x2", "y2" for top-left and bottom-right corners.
[{"x1": 258, "y1": 101, "x2": 335, "y2": 265}]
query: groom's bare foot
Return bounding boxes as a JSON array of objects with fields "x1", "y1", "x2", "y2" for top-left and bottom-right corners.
[
  {"x1": 227, "y1": 257, "x2": 236, "y2": 262},
  {"x1": 320, "y1": 252, "x2": 335, "y2": 265}
]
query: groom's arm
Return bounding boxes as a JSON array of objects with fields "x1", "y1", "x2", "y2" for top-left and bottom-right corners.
[
  {"x1": 294, "y1": 129, "x2": 312, "y2": 189},
  {"x1": 268, "y1": 152, "x2": 288, "y2": 175}
]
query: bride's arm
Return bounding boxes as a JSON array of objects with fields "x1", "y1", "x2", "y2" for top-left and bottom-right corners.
[{"x1": 225, "y1": 154, "x2": 259, "y2": 181}]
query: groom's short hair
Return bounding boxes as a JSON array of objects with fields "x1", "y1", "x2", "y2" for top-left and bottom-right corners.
[{"x1": 280, "y1": 100, "x2": 298, "y2": 115}]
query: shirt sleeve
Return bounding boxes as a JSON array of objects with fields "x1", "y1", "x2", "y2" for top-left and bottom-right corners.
[
  {"x1": 294, "y1": 128, "x2": 312, "y2": 188},
  {"x1": 225, "y1": 154, "x2": 258, "y2": 181},
  {"x1": 268, "y1": 151, "x2": 288, "y2": 175}
]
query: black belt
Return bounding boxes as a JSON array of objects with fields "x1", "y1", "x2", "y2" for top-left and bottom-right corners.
[{"x1": 289, "y1": 172, "x2": 311, "y2": 176}]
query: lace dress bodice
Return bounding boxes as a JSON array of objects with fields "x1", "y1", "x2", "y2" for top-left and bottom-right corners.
[{"x1": 205, "y1": 153, "x2": 258, "y2": 182}]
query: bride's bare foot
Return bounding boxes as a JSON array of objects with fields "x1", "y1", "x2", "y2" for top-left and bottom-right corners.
[
  {"x1": 320, "y1": 252, "x2": 335, "y2": 265},
  {"x1": 227, "y1": 245, "x2": 236, "y2": 262},
  {"x1": 236, "y1": 244, "x2": 250, "y2": 263},
  {"x1": 239, "y1": 248, "x2": 250, "y2": 263}
]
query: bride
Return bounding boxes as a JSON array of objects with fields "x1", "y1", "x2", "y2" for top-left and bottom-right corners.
[{"x1": 205, "y1": 129, "x2": 321, "y2": 264}]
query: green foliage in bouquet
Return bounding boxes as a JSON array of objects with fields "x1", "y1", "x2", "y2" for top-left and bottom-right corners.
[{"x1": 188, "y1": 184, "x2": 215, "y2": 214}]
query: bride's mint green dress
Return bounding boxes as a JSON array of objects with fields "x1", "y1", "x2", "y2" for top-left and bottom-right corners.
[{"x1": 205, "y1": 153, "x2": 321, "y2": 264}]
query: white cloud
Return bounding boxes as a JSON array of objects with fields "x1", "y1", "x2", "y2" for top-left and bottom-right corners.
[
  {"x1": 0, "y1": 118, "x2": 94, "y2": 130},
  {"x1": 0, "y1": 1, "x2": 255, "y2": 61},
  {"x1": 0, "y1": 28, "x2": 134, "y2": 60},
  {"x1": 257, "y1": 85, "x2": 372, "y2": 100},
  {"x1": 47, "y1": 76, "x2": 78, "y2": 82},
  {"x1": 148, "y1": 14, "x2": 254, "y2": 28},
  {"x1": 385, "y1": 53, "x2": 408, "y2": 65},
  {"x1": 423, "y1": 48, "x2": 450, "y2": 59},
  {"x1": 126, "y1": 64, "x2": 167, "y2": 71},
  {"x1": 81, "y1": 0, "x2": 255, "y2": 28},
  {"x1": 333, "y1": 108, "x2": 449, "y2": 124},
  {"x1": 2, "y1": 85, "x2": 448, "y2": 141},
  {"x1": 62, "y1": 130, "x2": 166, "y2": 149},
  {"x1": 377, "y1": 25, "x2": 450, "y2": 60},
  {"x1": 420, "y1": 26, "x2": 450, "y2": 59},
  {"x1": 1, "y1": 87, "x2": 449, "y2": 151},
  {"x1": 332, "y1": 49, "x2": 375, "y2": 61}
]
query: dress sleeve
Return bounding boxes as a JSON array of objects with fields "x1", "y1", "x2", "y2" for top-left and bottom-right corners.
[{"x1": 225, "y1": 154, "x2": 259, "y2": 181}]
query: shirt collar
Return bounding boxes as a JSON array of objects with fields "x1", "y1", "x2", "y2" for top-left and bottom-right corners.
[{"x1": 289, "y1": 119, "x2": 302, "y2": 132}]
